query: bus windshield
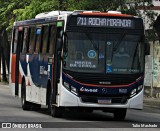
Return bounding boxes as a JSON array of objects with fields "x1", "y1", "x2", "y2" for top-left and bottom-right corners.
[{"x1": 63, "y1": 32, "x2": 144, "y2": 74}]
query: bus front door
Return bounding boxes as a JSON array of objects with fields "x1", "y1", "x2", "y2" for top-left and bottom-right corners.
[{"x1": 52, "y1": 22, "x2": 63, "y2": 105}]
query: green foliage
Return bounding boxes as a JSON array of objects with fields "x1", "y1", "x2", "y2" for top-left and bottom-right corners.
[
  {"x1": 14, "y1": 0, "x2": 59, "y2": 21},
  {"x1": 66, "y1": 0, "x2": 127, "y2": 12},
  {"x1": 0, "y1": 0, "x2": 31, "y2": 31},
  {"x1": 0, "y1": 0, "x2": 145, "y2": 31},
  {"x1": 0, "y1": 0, "x2": 157, "y2": 37}
]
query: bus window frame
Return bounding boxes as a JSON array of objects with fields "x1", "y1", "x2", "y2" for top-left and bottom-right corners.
[
  {"x1": 34, "y1": 26, "x2": 42, "y2": 54},
  {"x1": 21, "y1": 27, "x2": 30, "y2": 54},
  {"x1": 41, "y1": 25, "x2": 49, "y2": 55},
  {"x1": 48, "y1": 24, "x2": 57, "y2": 56},
  {"x1": 12, "y1": 28, "x2": 19, "y2": 54},
  {"x1": 28, "y1": 26, "x2": 36, "y2": 54}
]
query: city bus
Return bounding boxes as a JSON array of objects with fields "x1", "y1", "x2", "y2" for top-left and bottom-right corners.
[{"x1": 9, "y1": 10, "x2": 145, "y2": 120}]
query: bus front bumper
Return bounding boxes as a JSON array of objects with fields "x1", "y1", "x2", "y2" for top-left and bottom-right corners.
[{"x1": 59, "y1": 85, "x2": 143, "y2": 110}]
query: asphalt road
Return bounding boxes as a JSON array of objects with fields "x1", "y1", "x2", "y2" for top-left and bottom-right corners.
[{"x1": 0, "y1": 83, "x2": 160, "y2": 131}]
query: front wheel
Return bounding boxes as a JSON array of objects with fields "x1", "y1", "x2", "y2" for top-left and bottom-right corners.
[
  {"x1": 113, "y1": 108, "x2": 127, "y2": 120},
  {"x1": 48, "y1": 90, "x2": 63, "y2": 117},
  {"x1": 31, "y1": 103, "x2": 41, "y2": 111},
  {"x1": 51, "y1": 106, "x2": 63, "y2": 117}
]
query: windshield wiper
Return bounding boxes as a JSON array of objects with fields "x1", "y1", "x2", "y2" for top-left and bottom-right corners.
[
  {"x1": 113, "y1": 32, "x2": 126, "y2": 51},
  {"x1": 86, "y1": 33, "x2": 99, "y2": 51}
]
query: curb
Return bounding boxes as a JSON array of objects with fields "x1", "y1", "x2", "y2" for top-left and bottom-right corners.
[{"x1": 144, "y1": 98, "x2": 160, "y2": 109}]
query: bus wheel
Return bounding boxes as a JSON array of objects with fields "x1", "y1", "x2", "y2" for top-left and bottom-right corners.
[
  {"x1": 113, "y1": 108, "x2": 127, "y2": 120},
  {"x1": 48, "y1": 92, "x2": 62, "y2": 117},
  {"x1": 31, "y1": 103, "x2": 41, "y2": 111},
  {"x1": 21, "y1": 82, "x2": 31, "y2": 110},
  {"x1": 51, "y1": 106, "x2": 62, "y2": 117},
  {"x1": 85, "y1": 109, "x2": 93, "y2": 113}
]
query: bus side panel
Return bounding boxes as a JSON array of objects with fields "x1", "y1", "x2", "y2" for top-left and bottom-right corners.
[
  {"x1": 10, "y1": 54, "x2": 22, "y2": 96},
  {"x1": 11, "y1": 54, "x2": 16, "y2": 83},
  {"x1": 27, "y1": 55, "x2": 39, "y2": 103},
  {"x1": 18, "y1": 54, "x2": 28, "y2": 98},
  {"x1": 10, "y1": 54, "x2": 16, "y2": 95},
  {"x1": 39, "y1": 55, "x2": 48, "y2": 105},
  {"x1": 26, "y1": 54, "x2": 48, "y2": 105}
]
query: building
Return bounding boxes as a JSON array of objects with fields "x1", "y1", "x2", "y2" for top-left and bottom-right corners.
[{"x1": 127, "y1": 0, "x2": 160, "y2": 98}]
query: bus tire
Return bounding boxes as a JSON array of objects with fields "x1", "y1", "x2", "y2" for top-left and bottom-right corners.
[
  {"x1": 85, "y1": 109, "x2": 93, "y2": 113},
  {"x1": 48, "y1": 90, "x2": 62, "y2": 117},
  {"x1": 21, "y1": 82, "x2": 31, "y2": 110},
  {"x1": 51, "y1": 106, "x2": 62, "y2": 118},
  {"x1": 113, "y1": 108, "x2": 127, "y2": 120},
  {"x1": 31, "y1": 103, "x2": 41, "y2": 111}
]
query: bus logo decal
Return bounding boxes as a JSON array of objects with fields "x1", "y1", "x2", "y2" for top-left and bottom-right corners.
[
  {"x1": 80, "y1": 87, "x2": 98, "y2": 93},
  {"x1": 88, "y1": 50, "x2": 96, "y2": 59},
  {"x1": 102, "y1": 88, "x2": 107, "y2": 93}
]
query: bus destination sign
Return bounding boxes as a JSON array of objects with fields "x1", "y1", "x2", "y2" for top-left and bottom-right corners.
[{"x1": 77, "y1": 17, "x2": 134, "y2": 28}]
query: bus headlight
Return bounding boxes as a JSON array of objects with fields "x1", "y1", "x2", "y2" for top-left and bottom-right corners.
[
  {"x1": 138, "y1": 85, "x2": 143, "y2": 91},
  {"x1": 130, "y1": 85, "x2": 143, "y2": 98},
  {"x1": 130, "y1": 88, "x2": 137, "y2": 97},
  {"x1": 71, "y1": 86, "x2": 78, "y2": 95},
  {"x1": 63, "y1": 81, "x2": 78, "y2": 96},
  {"x1": 63, "y1": 82, "x2": 70, "y2": 90}
]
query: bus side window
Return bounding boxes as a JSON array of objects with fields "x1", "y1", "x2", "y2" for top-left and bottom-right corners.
[
  {"x1": 41, "y1": 26, "x2": 49, "y2": 54},
  {"x1": 35, "y1": 28, "x2": 42, "y2": 53},
  {"x1": 48, "y1": 25, "x2": 56, "y2": 55},
  {"x1": 22, "y1": 28, "x2": 29, "y2": 54},
  {"x1": 12, "y1": 29, "x2": 19, "y2": 54},
  {"x1": 29, "y1": 27, "x2": 36, "y2": 54}
]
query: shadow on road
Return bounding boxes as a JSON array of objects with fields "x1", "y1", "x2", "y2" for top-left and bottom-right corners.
[{"x1": 38, "y1": 108, "x2": 136, "y2": 123}]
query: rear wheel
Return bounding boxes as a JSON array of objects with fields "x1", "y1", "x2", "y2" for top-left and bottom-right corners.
[
  {"x1": 113, "y1": 108, "x2": 127, "y2": 120},
  {"x1": 21, "y1": 82, "x2": 31, "y2": 110}
]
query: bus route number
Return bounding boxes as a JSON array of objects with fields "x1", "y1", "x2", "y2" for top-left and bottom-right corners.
[{"x1": 77, "y1": 17, "x2": 133, "y2": 28}]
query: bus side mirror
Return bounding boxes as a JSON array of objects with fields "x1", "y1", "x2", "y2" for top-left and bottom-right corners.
[
  {"x1": 56, "y1": 38, "x2": 63, "y2": 50},
  {"x1": 56, "y1": 30, "x2": 64, "y2": 51}
]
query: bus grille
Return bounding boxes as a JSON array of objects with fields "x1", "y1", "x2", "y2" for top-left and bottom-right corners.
[
  {"x1": 81, "y1": 96, "x2": 128, "y2": 104},
  {"x1": 64, "y1": 70, "x2": 142, "y2": 85}
]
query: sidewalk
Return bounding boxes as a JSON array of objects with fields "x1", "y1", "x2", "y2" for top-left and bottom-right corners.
[{"x1": 144, "y1": 97, "x2": 160, "y2": 109}]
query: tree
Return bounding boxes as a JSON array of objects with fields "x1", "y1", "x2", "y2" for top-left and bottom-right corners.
[
  {"x1": 65, "y1": 0, "x2": 127, "y2": 12},
  {"x1": 0, "y1": 0, "x2": 31, "y2": 81},
  {"x1": 13, "y1": 0, "x2": 66, "y2": 21}
]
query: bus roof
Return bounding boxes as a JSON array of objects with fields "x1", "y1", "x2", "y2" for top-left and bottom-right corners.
[
  {"x1": 14, "y1": 17, "x2": 58, "y2": 27},
  {"x1": 14, "y1": 10, "x2": 135, "y2": 27},
  {"x1": 77, "y1": 10, "x2": 133, "y2": 18},
  {"x1": 80, "y1": 12, "x2": 133, "y2": 17}
]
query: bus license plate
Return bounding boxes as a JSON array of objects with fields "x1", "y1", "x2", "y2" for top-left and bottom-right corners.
[{"x1": 98, "y1": 99, "x2": 112, "y2": 104}]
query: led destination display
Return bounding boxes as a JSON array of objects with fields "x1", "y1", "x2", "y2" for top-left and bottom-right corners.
[{"x1": 77, "y1": 17, "x2": 134, "y2": 28}]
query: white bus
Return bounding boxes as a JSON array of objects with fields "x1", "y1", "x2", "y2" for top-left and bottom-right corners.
[{"x1": 9, "y1": 10, "x2": 145, "y2": 120}]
